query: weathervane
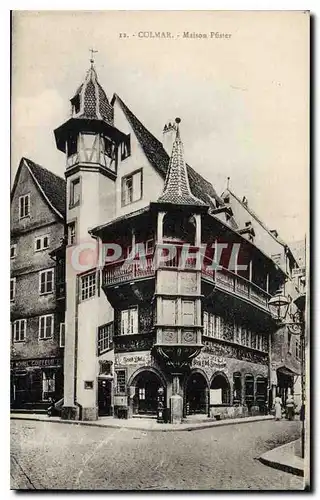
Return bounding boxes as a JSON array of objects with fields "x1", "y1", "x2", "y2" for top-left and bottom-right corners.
[{"x1": 89, "y1": 48, "x2": 98, "y2": 67}]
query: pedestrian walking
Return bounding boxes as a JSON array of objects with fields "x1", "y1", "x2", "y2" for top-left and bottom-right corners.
[
  {"x1": 274, "y1": 395, "x2": 282, "y2": 421},
  {"x1": 285, "y1": 394, "x2": 295, "y2": 421}
]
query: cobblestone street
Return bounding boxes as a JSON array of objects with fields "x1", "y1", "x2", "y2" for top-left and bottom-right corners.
[{"x1": 11, "y1": 418, "x2": 304, "y2": 490}]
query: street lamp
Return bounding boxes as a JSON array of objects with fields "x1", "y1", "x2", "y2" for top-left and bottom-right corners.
[
  {"x1": 268, "y1": 290, "x2": 306, "y2": 460},
  {"x1": 267, "y1": 289, "x2": 290, "y2": 322}
]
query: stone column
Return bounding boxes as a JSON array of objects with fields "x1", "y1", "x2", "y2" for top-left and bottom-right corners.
[{"x1": 170, "y1": 373, "x2": 183, "y2": 424}]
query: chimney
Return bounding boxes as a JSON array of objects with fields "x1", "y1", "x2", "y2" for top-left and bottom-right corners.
[{"x1": 162, "y1": 120, "x2": 177, "y2": 154}]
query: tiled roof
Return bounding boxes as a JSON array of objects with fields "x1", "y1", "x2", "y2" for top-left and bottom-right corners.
[
  {"x1": 113, "y1": 94, "x2": 225, "y2": 209},
  {"x1": 23, "y1": 158, "x2": 66, "y2": 218},
  {"x1": 158, "y1": 120, "x2": 206, "y2": 206},
  {"x1": 72, "y1": 66, "x2": 114, "y2": 125}
]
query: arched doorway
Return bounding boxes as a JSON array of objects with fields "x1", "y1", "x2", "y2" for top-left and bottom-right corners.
[
  {"x1": 130, "y1": 369, "x2": 165, "y2": 416},
  {"x1": 210, "y1": 372, "x2": 231, "y2": 405},
  {"x1": 185, "y1": 371, "x2": 208, "y2": 415}
]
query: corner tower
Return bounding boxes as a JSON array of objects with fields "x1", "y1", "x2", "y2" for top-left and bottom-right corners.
[{"x1": 54, "y1": 59, "x2": 125, "y2": 420}]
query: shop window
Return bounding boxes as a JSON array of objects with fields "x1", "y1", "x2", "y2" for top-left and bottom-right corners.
[
  {"x1": 42, "y1": 371, "x2": 55, "y2": 401},
  {"x1": 116, "y1": 370, "x2": 126, "y2": 393},
  {"x1": 233, "y1": 372, "x2": 242, "y2": 404}
]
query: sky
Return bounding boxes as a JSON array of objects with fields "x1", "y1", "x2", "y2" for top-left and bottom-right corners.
[{"x1": 11, "y1": 10, "x2": 309, "y2": 243}]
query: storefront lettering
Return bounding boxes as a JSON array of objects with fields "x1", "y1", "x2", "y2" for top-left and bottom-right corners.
[
  {"x1": 11, "y1": 358, "x2": 62, "y2": 370},
  {"x1": 115, "y1": 353, "x2": 152, "y2": 366},
  {"x1": 192, "y1": 354, "x2": 226, "y2": 369}
]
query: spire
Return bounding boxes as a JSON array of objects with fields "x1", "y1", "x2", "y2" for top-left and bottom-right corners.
[
  {"x1": 69, "y1": 54, "x2": 114, "y2": 125},
  {"x1": 157, "y1": 118, "x2": 205, "y2": 206}
]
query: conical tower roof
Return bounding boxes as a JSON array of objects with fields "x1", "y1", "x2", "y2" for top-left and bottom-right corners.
[
  {"x1": 157, "y1": 118, "x2": 206, "y2": 206},
  {"x1": 70, "y1": 61, "x2": 114, "y2": 125}
]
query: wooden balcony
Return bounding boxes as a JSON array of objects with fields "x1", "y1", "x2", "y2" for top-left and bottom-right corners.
[
  {"x1": 202, "y1": 266, "x2": 271, "y2": 312},
  {"x1": 102, "y1": 256, "x2": 271, "y2": 312},
  {"x1": 103, "y1": 256, "x2": 155, "y2": 286}
]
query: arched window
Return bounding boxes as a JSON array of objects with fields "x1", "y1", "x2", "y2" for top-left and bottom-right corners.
[
  {"x1": 211, "y1": 373, "x2": 231, "y2": 405},
  {"x1": 233, "y1": 372, "x2": 242, "y2": 404}
]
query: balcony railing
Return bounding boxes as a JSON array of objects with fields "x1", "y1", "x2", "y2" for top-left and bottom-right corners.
[
  {"x1": 103, "y1": 256, "x2": 271, "y2": 311},
  {"x1": 103, "y1": 256, "x2": 155, "y2": 286},
  {"x1": 202, "y1": 265, "x2": 271, "y2": 311}
]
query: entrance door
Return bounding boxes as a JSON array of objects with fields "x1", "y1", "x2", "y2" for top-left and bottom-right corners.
[
  {"x1": 186, "y1": 372, "x2": 208, "y2": 415},
  {"x1": 133, "y1": 371, "x2": 163, "y2": 415},
  {"x1": 98, "y1": 380, "x2": 112, "y2": 416}
]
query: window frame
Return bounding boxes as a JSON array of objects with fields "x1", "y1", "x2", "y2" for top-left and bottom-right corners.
[
  {"x1": 69, "y1": 177, "x2": 81, "y2": 208},
  {"x1": 39, "y1": 268, "x2": 54, "y2": 295},
  {"x1": 80, "y1": 271, "x2": 96, "y2": 302},
  {"x1": 19, "y1": 194, "x2": 30, "y2": 219},
  {"x1": 120, "y1": 134, "x2": 131, "y2": 161},
  {"x1": 97, "y1": 322, "x2": 114, "y2": 355},
  {"x1": 59, "y1": 322, "x2": 65, "y2": 348},
  {"x1": 67, "y1": 221, "x2": 77, "y2": 246},
  {"x1": 121, "y1": 169, "x2": 143, "y2": 207},
  {"x1": 10, "y1": 244, "x2": 17, "y2": 259},
  {"x1": 12, "y1": 319, "x2": 27, "y2": 342},
  {"x1": 10, "y1": 277, "x2": 16, "y2": 302},
  {"x1": 34, "y1": 235, "x2": 50, "y2": 252},
  {"x1": 120, "y1": 307, "x2": 138, "y2": 335},
  {"x1": 115, "y1": 369, "x2": 126, "y2": 394},
  {"x1": 39, "y1": 314, "x2": 54, "y2": 340},
  {"x1": 182, "y1": 300, "x2": 196, "y2": 326}
]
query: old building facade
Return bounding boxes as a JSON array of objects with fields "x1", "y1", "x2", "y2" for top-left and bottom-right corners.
[
  {"x1": 11, "y1": 62, "x2": 303, "y2": 420},
  {"x1": 10, "y1": 158, "x2": 66, "y2": 409}
]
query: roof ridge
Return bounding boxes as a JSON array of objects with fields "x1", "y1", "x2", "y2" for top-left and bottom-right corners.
[
  {"x1": 227, "y1": 187, "x2": 287, "y2": 247},
  {"x1": 114, "y1": 94, "x2": 225, "y2": 208},
  {"x1": 23, "y1": 157, "x2": 65, "y2": 183}
]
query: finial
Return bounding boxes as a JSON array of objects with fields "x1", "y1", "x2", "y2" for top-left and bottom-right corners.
[
  {"x1": 175, "y1": 117, "x2": 181, "y2": 124},
  {"x1": 89, "y1": 48, "x2": 98, "y2": 68},
  {"x1": 227, "y1": 176, "x2": 230, "y2": 189},
  {"x1": 175, "y1": 117, "x2": 181, "y2": 138}
]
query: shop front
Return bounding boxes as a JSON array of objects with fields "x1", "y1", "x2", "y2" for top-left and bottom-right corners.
[{"x1": 10, "y1": 357, "x2": 63, "y2": 409}]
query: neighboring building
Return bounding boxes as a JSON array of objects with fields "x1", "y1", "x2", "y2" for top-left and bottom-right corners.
[
  {"x1": 50, "y1": 61, "x2": 303, "y2": 422},
  {"x1": 10, "y1": 158, "x2": 66, "y2": 409}
]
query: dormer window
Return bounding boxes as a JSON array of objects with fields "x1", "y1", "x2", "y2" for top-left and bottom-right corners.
[
  {"x1": 121, "y1": 135, "x2": 131, "y2": 161},
  {"x1": 71, "y1": 95, "x2": 80, "y2": 115}
]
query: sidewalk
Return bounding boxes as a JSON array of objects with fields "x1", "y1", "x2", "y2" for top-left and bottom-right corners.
[
  {"x1": 259, "y1": 439, "x2": 305, "y2": 477},
  {"x1": 11, "y1": 412, "x2": 273, "y2": 432}
]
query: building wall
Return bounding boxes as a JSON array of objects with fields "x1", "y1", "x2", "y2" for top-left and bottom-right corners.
[{"x1": 113, "y1": 100, "x2": 164, "y2": 218}]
